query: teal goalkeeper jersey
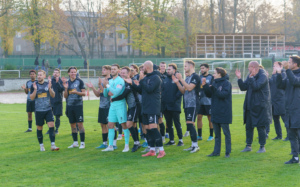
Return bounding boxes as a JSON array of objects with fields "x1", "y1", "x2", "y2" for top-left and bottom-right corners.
[{"x1": 104, "y1": 76, "x2": 125, "y2": 106}]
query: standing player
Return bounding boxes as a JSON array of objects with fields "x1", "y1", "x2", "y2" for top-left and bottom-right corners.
[
  {"x1": 112, "y1": 66, "x2": 141, "y2": 152},
  {"x1": 102, "y1": 64, "x2": 130, "y2": 152},
  {"x1": 50, "y1": 68, "x2": 64, "y2": 134},
  {"x1": 86, "y1": 65, "x2": 116, "y2": 149},
  {"x1": 62, "y1": 67, "x2": 86, "y2": 149},
  {"x1": 172, "y1": 60, "x2": 200, "y2": 153},
  {"x1": 158, "y1": 62, "x2": 167, "y2": 142},
  {"x1": 197, "y1": 63, "x2": 214, "y2": 141},
  {"x1": 125, "y1": 61, "x2": 166, "y2": 158},
  {"x1": 30, "y1": 70, "x2": 59, "y2": 151},
  {"x1": 21, "y1": 70, "x2": 37, "y2": 132}
]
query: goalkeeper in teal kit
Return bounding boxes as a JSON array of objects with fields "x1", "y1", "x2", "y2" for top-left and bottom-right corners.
[{"x1": 102, "y1": 64, "x2": 130, "y2": 152}]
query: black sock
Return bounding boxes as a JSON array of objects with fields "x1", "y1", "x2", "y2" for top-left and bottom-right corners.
[
  {"x1": 159, "y1": 123, "x2": 165, "y2": 136},
  {"x1": 37, "y1": 130, "x2": 43, "y2": 144},
  {"x1": 210, "y1": 128, "x2": 214, "y2": 137},
  {"x1": 151, "y1": 128, "x2": 163, "y2": 147},
  {"x1": 134, "y1": 127, "x2": 139, "y2": 141},
  {"x1": 187, "y1": 123, "x2": 197, "y2": 142},
  {"x1": 129, "y1": 127, "x2": 138, "y2": 142},
  {"x1": 49, "y1": 127, "x2": 55, "y2": 142},
  {"x1": 118, "y1": 123, "x2": 122, "y2": 134},
  {"x1": 80, "y1": 132, "x2": 85, "y2": 142},
  {"x1": 28, "y1": 121, "x2": 32, "y2": 129},
  {"x1": 198, "y1": 128, "x2": 202, "y2": 137},
  {"x1": 145, "y1": 132, "x2": 150, "y2": 143},
  {"x1": 146, "y1": 129, "x2": 155, "y2": 147},
  {"x1": 72, "y1": 133, "x2": 78, "y2": 141},
  {"x1": 166, "y1": 127, "x2": 169, "y2": 133},
  {"x1": 102, "y1": 133, "x2": 108, "y2": 142},
  {"x1": 114, "y1": 130, "x2": 117, "y2": 140},
  {"x1": 55, "y1": 116, "x2": 60, "y2": 130}
]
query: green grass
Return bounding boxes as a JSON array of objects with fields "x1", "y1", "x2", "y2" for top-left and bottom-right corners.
[{"x1": 0, "y1": 94, "x2": 299, "y2": 186}]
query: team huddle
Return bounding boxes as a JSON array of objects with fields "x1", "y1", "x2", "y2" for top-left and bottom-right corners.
[{"x1": 21, "y1": 57, "x2": 300, "y2": 162}]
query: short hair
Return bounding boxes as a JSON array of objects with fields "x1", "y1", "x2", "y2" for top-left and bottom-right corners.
[
  {"x1": 130, "y1": 64, "x2": 139, "y2": 72},
  {"x1": 168, "y1": 63, "x2": 177, "y2": 71},
  {"x1": 111, "y1": 64, "x2": 120, "y2": 69},
  {"x1": 54, "y1": 68, "x2": 60, "y2": 73},
  {"x1": 139, "y1": 65, "x2": 144, "y2": 69},
  {"x1": 160, "y1": 62, "x2": 166, "y2": 65},
  {"x1": 121, "y1": 66, "x2": 130, "y2": 73},
  {"x1": 200, "y1": 63, "x2": 209, "y2": 69},
  {"x1": 68, "y1": 66, "x2": 77, "y2": 73},
  {"x1": 290, "y1": 56, "x2": 300, "y2": 67},
  {"x1": 29, "y1": 70, "x2": 36, "y2": 75},
  {"x1": 38, "y1": 70, "x2": 46, "y2": 75},
  {"x1": 185, "y1": 60, "x2": 195, "y2": 67},
  {"x1": 259, "y1": 65, "x2": 264, "y2": 69},
  {"x1": 102, "y1": 65, "x2": 111, "y2": 70},
  {"x1": 215, "y1": 67, "x2": 227, "y2": 77},
  {"x1": 275, "y1": 61, "x2": 282, "y2": 67}
]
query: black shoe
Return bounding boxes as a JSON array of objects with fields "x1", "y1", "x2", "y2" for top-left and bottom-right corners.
[
  {"x1": 165, "y1": 141, "x2": 176, "y2": 146},
  {"x1": 24, "y1": 129, "x2": 32, "y2": 133},
  {"x1": 131, "y1": 144, "x2": 140, "y2": 152},
  {"x1": 225, "y1": 153, "x2": 230, "y2": 158},
  {"x1": 207, "y1": 153, "x2": 220, "y2": 157},
  {"x1": 285, "y1": 157, "x2": 299, "y2": 164},
  {"x1": 283, "y1": 137, "x2": 289, "y2": 141},
  {"x1": 272, "y1": 136, "x2": 282, "y2": 140},
  {"x1": 45, "y1": 130, "x2": 49, "y2": 135},
  {"x1": 177, "y1": 141, "x2": 184, "y2": 146}
]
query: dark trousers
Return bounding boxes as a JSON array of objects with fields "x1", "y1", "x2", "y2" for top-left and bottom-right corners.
[
  {"x1": 164, "y1": 110, "x2": 183, "y2": 141},
  {"x1": 273, "y1": 115, "x2": 283, "y2": 138},
  {"x1": 246, "y1": 111, "x2": 266, "y2": 147},
  {"x1": 289, "y1": 128, "x2": 300, "y2": 157},
  {"x1": 246, "y1": 123, "x2": 266, "y2": 147},
  {"x1": 213, "y1": 123, "x2": 231, "y2": 155}
]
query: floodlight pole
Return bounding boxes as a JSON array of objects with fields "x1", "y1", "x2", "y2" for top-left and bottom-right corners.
[{"x1": 88, "y1": 58, "x2": 90, "y2": 100}]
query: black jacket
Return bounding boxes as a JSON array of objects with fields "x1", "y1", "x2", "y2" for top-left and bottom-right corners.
[
  {"x1": 277, "y1": 68, "x2": 300, "y2": 128},
  {"x1": 204, "y1": 75, "x2": 232, "y2": 124},
  {"x1": 132, "y1": 71, "x2": 161, "y2": 115},
  {"x1": 34, "y1": 57, "x2": 39, "y2": 65},
  {"x1": 50, "y1": 77, "x2": 64, "y2": 105},
  {"x1": 162, "y1": 74, "x2": 182, "y2": 112},
  {"x1": 238, "y1": 69, "x2": 272, "y2": 127},
  {"x1": 57, "y1": 58, "x2": 61, "y2": 64},
  {"x1": 269, "y1": 74, "x2": 285, "y2": 115}
]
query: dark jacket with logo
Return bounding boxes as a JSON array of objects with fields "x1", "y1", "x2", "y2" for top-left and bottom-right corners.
[
  {"x1": 269, "y1": 74, "x2": 285, "y2": 115},
  {"x1": 277, "y1": 68, "x2": 300, "y2": 128},
  {"x1": 132, "y1": 71, "x2": 161, "y2": 115},
  {"x1": 162, "y1": 74, "x2": 182, "y2": 113},
  {"x1": 238, "y1": 69, "x2": 272, "y2": 127},
  {"x1": 204, "y1": 75, "x2": 232, "y2": 124}
]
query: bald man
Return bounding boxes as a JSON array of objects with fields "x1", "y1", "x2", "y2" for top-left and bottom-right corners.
[{"x1": 236, "y1": 61, "x2": 272, "y2": 153}]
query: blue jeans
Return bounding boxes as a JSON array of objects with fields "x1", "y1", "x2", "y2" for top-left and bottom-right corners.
[
  {"x1": 35, "y1": 65, "x2": 39, "y2": 70},
  {"x1": 58, "y1": 64, "x2": 61, "y2": 69}
]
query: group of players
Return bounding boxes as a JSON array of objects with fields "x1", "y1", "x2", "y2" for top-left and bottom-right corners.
[{"x1": 21, "y1": 57, "x2": 300, "y2": 162}]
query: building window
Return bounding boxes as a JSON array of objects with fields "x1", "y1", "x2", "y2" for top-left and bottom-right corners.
[
  {"x1": 118, "y1": 46, "x2": 123, "y2": 52},
  {"x1": 118, "y1": 33, "x2": 123, "y2": 39},
  {"x1": 16, "y1": 45, "x2": 21, "y2": 52},
  {"x1": 16, "y1": 32, "x2": 21, "y2": 38},
  {"x1": 109, "y1": 33, "x2": 114, "y2": 38},
  {"x1": 78, "y1": 32, "x2": 85, "y2": 38}
]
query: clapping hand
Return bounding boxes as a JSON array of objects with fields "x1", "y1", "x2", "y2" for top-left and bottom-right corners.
[
  {"x1": 32, "y1": 82, "x2": 37, "y2": 90},
  {"x1": 202, "y1": 78, "x2": 206, "y2": 85},
  {"x1": 86, "y1": 82, "x2": 93, "y2": 88},
  {"x1": 21, "y1": 84, "x2": 26, "y2": 90},
  {"x1": 235, "y1": 69, "x2": 241, "y2": 79},
  {"x1": 172, "y1": 75, "x2": 179, "y2": 83},
  {"x1": 175, "y1": 73, "x2": 182, "y2": 80},
  {"x1": 48, "y1": 76, "x2": 52, "y2": 89},
  {"x1": 124, "y1": 78, "x2": 133, "y2": 85}
]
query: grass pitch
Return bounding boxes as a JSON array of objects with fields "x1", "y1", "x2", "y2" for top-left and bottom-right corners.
[{"x1": 0, "y1": 94, "x2": 299, "y2": 186}]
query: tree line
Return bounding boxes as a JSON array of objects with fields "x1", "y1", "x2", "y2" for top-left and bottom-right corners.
[{"x1": 0, "y1": 0, "x2": 298, "y2": 59}]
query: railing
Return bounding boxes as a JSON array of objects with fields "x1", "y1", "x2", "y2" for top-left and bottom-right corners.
[{"x1": 0, "y1": 70, "x2": 21, "y2": 78}]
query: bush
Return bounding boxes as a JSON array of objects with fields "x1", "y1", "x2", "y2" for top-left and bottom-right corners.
[{"x1": 4, "y1": 63, "x2": 16, "y2": 70}]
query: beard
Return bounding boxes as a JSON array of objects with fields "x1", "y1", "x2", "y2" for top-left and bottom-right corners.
[
  {"x1": 144, "y1": 70, "x2": 148, "y2": 75},
  {"x1": 201, "y1": 71, "x2": 208, "y2": 75}
]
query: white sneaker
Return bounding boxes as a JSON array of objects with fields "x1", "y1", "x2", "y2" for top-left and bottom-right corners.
[
  {"x1": 51, "y1": 145, "x2": 59, "y2": 151},
  {"x1": 117, "y1": 135, "x2": 122, "y2": 140},
  {"x1": 79, "y1": 143, "x2": 85, "y2": 149},
  {"x1": 183, "y1": 146, "x2": 193, "y2": 151},
  {"x1": 102, "y1": 145, "x2": 114, "y2": 152},
  {"x1": 40, "y1": 145, "x2": 45, "y2": 152},
  {"x1": 162, "y1": 137, "x2": 166, "y2": 143},
  {"x1": 183, "y1": 131, "x2": 190, "y2": 137},
  {"x1": 68, "y1": 143, "x2": 79, "y2": 148},
  {"x1": 190, "y1": 146, "x2": 200, "y2": 153},
  {"x1": 122, "y1": 146, "x2": 130, "y2": 152},
  {"x1": 155, "y1": 147, "x2": 159, "y2": 154}
]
